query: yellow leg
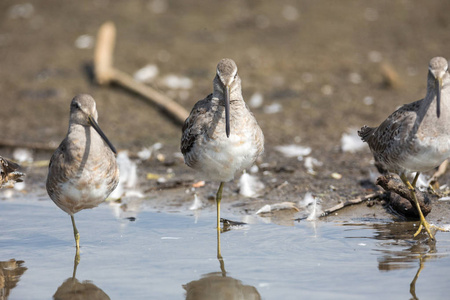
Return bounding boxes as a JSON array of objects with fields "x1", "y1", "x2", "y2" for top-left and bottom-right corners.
[
  {"x1": 215, "y1": 182, "x2": 226, "y2": 276},
  {"x1": 217, "y1": 223, "x2": 226, "y2": 276},
  {"x1": 400, "y1": 173, "x2": 435, "y2": 240},
  {"x1": 71, "y1": 215, "x2": 80, "y2": 250},
  {"x1": 409, "y1": 256, "x2": 425, "y2": 299},
  {"x1": 217, "y1": 224, "x2": 222, "y2": 260},
  {"x1": 216, "y1": 182, "x2": 225, "y2": 233},
  {"x1": 72, "y1": 248, "x2": 80, "y2": 279}
]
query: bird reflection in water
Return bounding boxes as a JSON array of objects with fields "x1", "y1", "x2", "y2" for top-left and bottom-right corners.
[
  {"x1": 409, "y1": 252, "x2": 433, "y2": 300},
  {"x1": 183, "y1": 227, "x2": 261, "y2": 300},
  {"x1": 346, "y1": 222, "x2": 445, "y2": 300},
  {"x1": 376, "y1": 226, "x2": 440, "y2": 300},
  {"x1": 53, "y1": 251, "x2": 110, "y2": 300},
  {"x1": 0, "y1": 259, "x2": 27, "y2": 300}
]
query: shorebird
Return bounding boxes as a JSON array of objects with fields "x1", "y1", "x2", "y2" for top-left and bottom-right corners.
[
  {"x1": 181, "y1": 58, "x2": 264, "y2": 236},
  {"x1": 359, "y1": 56, "x2": 450, "y2": 240},
  {"x1": 46, "y1": 94, "x2": 119, "y2": 251}
]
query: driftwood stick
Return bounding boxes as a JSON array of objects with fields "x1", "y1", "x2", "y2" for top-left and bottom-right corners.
[
  {"x1": 376, "y1": 175, "x2": 432, "y2": 218},
  {"x1": 294, "y1": 191, "x2": 384, "y2": 222},
  {"x1": 94, "y1": 22, "x2": 189, "y2": 125},
  {"x1": 94, "y1": 21, "x2": 116, "y2": 85},
  {"x1": 111, "y1": 68, "x2": 189, "y2": 123},
  {"x1": 320, "y1": 191, "x2": 384, "y2": 217}
]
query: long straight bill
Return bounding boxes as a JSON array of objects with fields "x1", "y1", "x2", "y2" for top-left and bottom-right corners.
[
  {"x1": 225, "y1": 85, "x2": 231, "y2": 138},
  {"x1": 88, "y1": 115, "x2": 117, "y2": 154},
  {"x1": 436, "y1": 77, "x2": 442, "y2": 118}
]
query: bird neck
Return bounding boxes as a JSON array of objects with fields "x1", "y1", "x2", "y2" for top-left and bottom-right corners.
[
  {"x1": 212, "y1": 90, "x2": 244, "y2": 103},
  {"x1": 421, "y1": 78, "x2": 450, "y2": 122},
  {"x1": 67, "y1": 124, "x2": 104, "y2": 148}
]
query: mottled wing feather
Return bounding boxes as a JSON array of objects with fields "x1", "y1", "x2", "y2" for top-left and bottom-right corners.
[
  {"x1": 46, "y1": 136, "x2": 119, "y2": 213},
  {"x1": 105, "y1": 155, "x2": 120, "y2": 196},
  {"x1": 377, "y1": 103, "x2": 417, "y2": 152},
  {"x1": 360, "y1": 102, "x2": 417, "y2": 152},
  {"x1": 359, "y1": 100, "x2": 422, "y2": 174},
  {"x1": 181, "y1": 94, "x2": 213, "y2": 157},
  {"x1": 46, "y1": 138, "x2": 74, "y2": 205}
]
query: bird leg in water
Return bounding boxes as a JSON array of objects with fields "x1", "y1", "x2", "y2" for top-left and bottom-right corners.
[
  {"x1": 71, "y1": 215, "x2": 80, "y2": 250},
  {"x1": 216, "y1": 228, "x2": 226, "y2": 277},
  {"x1": 216, "y1": 181, "x2": 226, "y2": 276},
  {"x1": 72, "y1": 249, "x2": 80, "y2": 279},
  {"x1": 399, "y1": 173, "x2": 449, "y2": 240},
  {"x1": 216, "y1": 182, "x2": 225, "y2": 233}
]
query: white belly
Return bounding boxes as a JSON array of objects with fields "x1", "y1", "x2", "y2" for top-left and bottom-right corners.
[
  {"x1": 402, "y1": 137, "x2": 450, "y2": 172},
  {"x1": 56, "y1": 174, "x2": 111, "y2": 214},
  {"x1": 193, "y1": 133, "x2": 259, "y2": 182}
]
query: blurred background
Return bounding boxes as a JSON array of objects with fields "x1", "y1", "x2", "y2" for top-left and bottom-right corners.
[{"x1": 1, "y1": 0, "x2": 450, "y2": 149}]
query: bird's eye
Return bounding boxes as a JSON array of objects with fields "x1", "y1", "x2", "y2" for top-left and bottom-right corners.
[{"x1": 71, "y1": 102, "x2": 81, "y2": 110}]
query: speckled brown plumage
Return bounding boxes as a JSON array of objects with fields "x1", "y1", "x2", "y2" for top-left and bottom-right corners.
[
  {"x1": 359, "y1": 57, "x2": 450, "y2": 240},
  {"x1": 359, "y1": 57, "x2": 450, "y2": 175},
  {"x1": 181, "y1": 59, "x2": 264, "y2": 182},
  {"x1": 181, "y1": 58, "x2": 264, "y2": 236},
  {"x1": 46, "y1": 94, "x2": 119, "y2": 250}
]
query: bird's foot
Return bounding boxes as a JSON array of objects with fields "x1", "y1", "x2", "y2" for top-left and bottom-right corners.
[
  {"x1": 431, "y1": 224, "x2": 450, "y2": 232},
  {"x1": 414, "y1": 219, "x2": 449, "y2": 240},
  {"x1": 413, "y1": 222, "x2": 426, "y2": 238},
  {"x1": 427, "y1": 184, "x2": 441, "y2": 198}
]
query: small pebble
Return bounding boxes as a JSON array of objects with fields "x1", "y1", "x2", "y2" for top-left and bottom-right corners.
[
  {"x1": 349, "y1": 72, "x2": 362, "y2": 84},
  {"x1": 249, "y1": 92, "x2": 264, "y2": 108},
  {"x1": 363, "y1": 96, "x2": 374, "y2": 106},
  {"x1": 331, "y1": 172, "x2": 342, "y2": 180},
  {"x1": 368, "y1": 51, "x2": 382, "y2": 63},
  {"x1": 321, "y1": 85, "x2": 333, "y2": 96},
  {"x1": 134, "y1": 64, "x2": 159, "y2": 83},
  {"x1": 264, "y1": 103, "x2": 282, "y2": 114},
  {"x1": 74, "y1": 35, "x2": 94, "y2": 49}
]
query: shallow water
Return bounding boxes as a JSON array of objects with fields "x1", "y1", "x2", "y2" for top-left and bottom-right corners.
[{"x1": 1, "y1": 197, "x2": 450, "y2": 300}]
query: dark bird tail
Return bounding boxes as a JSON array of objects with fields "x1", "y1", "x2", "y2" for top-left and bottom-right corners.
[{"x1": 358, "y1": 125, "x2": 375, "y2": 143}]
